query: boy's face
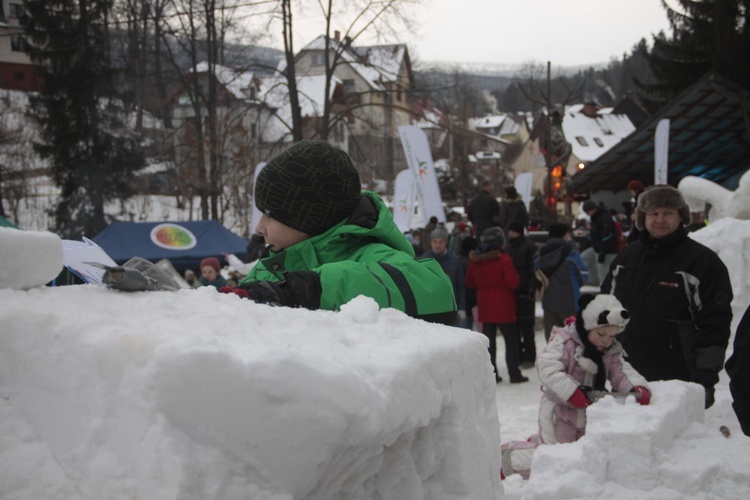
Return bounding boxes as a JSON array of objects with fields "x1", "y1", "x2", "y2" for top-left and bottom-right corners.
[
  {"x1": 587, "y1": 325, "x2": 619, "y2": 352},
  {"x1": 201, "y1": 265, "x2": 218, "y2": 282},
  {"x1": 255, "y1": 213, "x2": 310, "y2": 252}
]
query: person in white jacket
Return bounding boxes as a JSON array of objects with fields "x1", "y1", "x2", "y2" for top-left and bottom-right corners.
[{"x1": 500, "y1": 293, "x2": 651, "y2": 479}]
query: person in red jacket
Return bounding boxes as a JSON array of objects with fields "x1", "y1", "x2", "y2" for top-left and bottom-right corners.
[{"x1": 466, "y1": 226, "x2": 529, "y2": 384}]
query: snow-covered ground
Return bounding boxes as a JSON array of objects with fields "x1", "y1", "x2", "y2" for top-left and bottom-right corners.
[{"x1": 1, "y1": 218, "x2": 749, "y2": 499}]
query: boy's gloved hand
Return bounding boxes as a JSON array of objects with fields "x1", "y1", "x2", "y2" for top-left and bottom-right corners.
[
  {"x1": 220, "y1": 271, "x2": 322, "y2": 310},
  {"x1": 633, "y1": 386, "x2": 651, "y2": 405},
  {"x1": 457, "y1": 310, "x2": 467, "y2": 321},
  {"x1": 568, "y1": 387, "x2": 593, "y2": 408}
]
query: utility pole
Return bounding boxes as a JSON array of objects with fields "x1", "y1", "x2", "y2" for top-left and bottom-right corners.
[{"x1": 545, "y1": 61, "x2": 554, "y2": 219}]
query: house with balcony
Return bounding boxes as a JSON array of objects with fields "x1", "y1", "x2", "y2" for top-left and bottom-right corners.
[
  {"x1": 290, "y1": 32, "x2": 414, "y2": 187},
  {"x1": 0, "y1": 1, "x2": 42, "y2": 91}
]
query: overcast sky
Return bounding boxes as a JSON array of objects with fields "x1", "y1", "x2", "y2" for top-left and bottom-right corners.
[{"x1": 282, "y1": 0, "x2": 674, "y2": 68}]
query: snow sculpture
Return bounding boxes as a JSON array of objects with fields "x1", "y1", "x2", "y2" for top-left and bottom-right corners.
[{"x1": 677, "y1": 169, "x2": 750, "y2": 221}]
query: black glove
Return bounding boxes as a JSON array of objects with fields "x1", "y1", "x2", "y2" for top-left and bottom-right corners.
[
  {"x1": 704, "y1": 385, "x2": 715, "y2": 409},
  {"x1": 221, "y1": 271, "x2": 322, "y2": 310},
  {"x1": 597, "y1": 252, "x2": 606, "y2": 264}
]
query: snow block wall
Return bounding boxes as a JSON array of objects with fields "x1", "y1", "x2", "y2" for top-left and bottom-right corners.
[
  {"x1": 0, "y1": 288, "x2": 503, "y2": 500},
  {"x1": 525, "y1": 380, "x2": 705, "y2": 498}
]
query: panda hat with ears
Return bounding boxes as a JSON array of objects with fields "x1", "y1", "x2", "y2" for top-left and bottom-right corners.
[{"x1": 579, "y1": 293, "x2": 631, "y2": 333}]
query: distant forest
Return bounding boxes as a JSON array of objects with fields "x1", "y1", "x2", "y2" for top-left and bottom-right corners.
[{"x1": 413, "y1": 37, "x2": 655, "y2": 119}]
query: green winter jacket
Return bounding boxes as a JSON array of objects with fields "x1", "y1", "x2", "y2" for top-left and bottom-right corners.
[{"x1": 241, "y1": 191, "x2": 457, "y2": 323}]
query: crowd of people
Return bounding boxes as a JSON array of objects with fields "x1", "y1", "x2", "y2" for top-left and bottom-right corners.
[{"x1": 150, "y1": 140, "x2": 745, "y2": 481}]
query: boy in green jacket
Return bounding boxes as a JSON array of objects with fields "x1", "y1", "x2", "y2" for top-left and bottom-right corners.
[{"x1": 225, "y1": 140, "x2": 457, "y2": 325}]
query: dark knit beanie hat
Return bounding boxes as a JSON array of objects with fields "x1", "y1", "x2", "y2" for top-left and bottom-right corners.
[
  {"x1": 200, "y1": 257, "x2": 221, "y2": 273},
  {"x1": 582, "y1": 200, "x2": 598, "y2": 213},
  {"x1": 481, "y1": 226, "x2": 505, "y2": 249},
  {"x1": 508, "y1": 220, "x2": 525, "y2": 234},
  {"x1": 255, "y1": 140, "x2": 362, "y2": 236},
  {"x1": 547, "y1": 222, "x2": 569, "y2": 239},
  {"x1": 634, "y1": 185, "x2": 690, "y2": 231}
]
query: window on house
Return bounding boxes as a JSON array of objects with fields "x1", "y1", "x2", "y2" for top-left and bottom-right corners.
[
  {"x1": 342, "y1": 79, "x2": 356, "y2": 93},
  {"x1": 575, "y1": 136, "x2": 589, "y2": 146},
  {"x1": 10, "y1": 35, "x2": 27, "y2": 52},
  {"x1": 10, "y1": 3, "x2": 25, "y2": 19},
  {"x1": 14, "y1": 71, "x2": 25, "y2": 81},
  {"x1": 312, "y1": 54, "x2": 322, "y2": 66},
  {"x1": 593, "y1": 137, "x2": 604, "y2": 147}
]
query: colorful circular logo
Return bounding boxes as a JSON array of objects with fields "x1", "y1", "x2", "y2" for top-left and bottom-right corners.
[{"x1": 150, "y1": 223, "x2": 197, "y2": 250}]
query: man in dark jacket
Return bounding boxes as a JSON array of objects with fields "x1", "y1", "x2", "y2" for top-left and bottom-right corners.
[
  {"x1": 601, "y1": 185, "x2": 733, "y2": 408},
  {"x1": 496, "y1": 186, "x2": 529, "y2": 232},
  {"x1": 726, "y1": 304, "x2": 750, "y2": 436},
  {"x1": 535, "y1": 222, "x2": 586, "y2": 340},
  {"x1": 422, "y1": 227, "x2": 466, "y2": 327},
  {"x1": 467, "y1": 181, "x2": 500, "y2": 236},
  {"x1": 506, "y1": 220, "x2": 538, "y2": 367},
  {"x1": 581, "y1": 200, "x2": 619, "y2": 286}
]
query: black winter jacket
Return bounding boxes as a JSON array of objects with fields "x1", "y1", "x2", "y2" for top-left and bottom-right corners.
[
  {"x1": 496, "y1": 196, "x2": 529, "y2": 231},
  {"x1": 601, "y1": 226, "x2": 733, "y2": 407},
  {"x1": 726, "y1": 304, "x2": 750, "y2": 436},
  {"x1": 467, "y1": 191, "x2": 500, "y2": 236},
  {"x1": 507, "y1": 235, "x2": 537, "y2": 295},
  {"x1": 589, "y1": 207, "x2": 619, "y2": 256}
]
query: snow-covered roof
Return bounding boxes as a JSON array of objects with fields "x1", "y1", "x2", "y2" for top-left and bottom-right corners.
[
  {"x1": 192, "y1": 62, "x2": 256, "y2": 100},
  {"x1": 296, "y1": 36, "x2": 408, "y2": 93},
  {"x1": 562, "y1": 104, "x2": 635, "y2": 162},
  {"x1": 468, "y1": 114, "x2": 522, "y2": 137},
  {"x1": 259, "y1": 73, "x2": 340, "y2": 118},
  {"x1": 353, "y1": 44, "x2": 406, "y2": 83}
]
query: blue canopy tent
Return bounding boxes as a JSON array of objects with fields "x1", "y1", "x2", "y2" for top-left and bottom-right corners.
[{"x1": 91, "y1": 220, "x2": 249, "y2": 273}]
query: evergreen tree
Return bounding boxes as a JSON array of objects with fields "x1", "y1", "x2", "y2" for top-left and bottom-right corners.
[
  {"x1": 637, "y1": 0, "x2": 750, "y2": 112},
  {"x1": 23, "y1": 0, "x2": 143, "y2": 238}
]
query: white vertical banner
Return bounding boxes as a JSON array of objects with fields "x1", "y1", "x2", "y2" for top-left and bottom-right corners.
[
  {"x1": 250, "y1": 161, "x2": 266, "y2": 233},
  {"x1": 392, "y1": 169, "x2": 415, "y2": 232},
  {"x1": 514, "y1": 172, "x2": 534, "y2": 212},
  {"x1": 654, "y1": 119, "x2": 670, "y2": 185},
  {"x1": 398, "y1": 125, "x2": 446, "y2": 224}
]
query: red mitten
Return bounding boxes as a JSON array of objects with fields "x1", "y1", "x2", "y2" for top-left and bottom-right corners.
[
  {"x1": 633, "y1": 386, "x2": 651, "y2": 406},
  {"x1": 568, "y1": 388, "x2": 593, "y2": 409},
  {"x1": 219, "y1": 286, "x2": 250, "y2": 299}
]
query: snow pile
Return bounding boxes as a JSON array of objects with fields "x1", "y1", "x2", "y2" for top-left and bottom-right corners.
[
  {"x1": 3, "y1": 218, "x2": 750, "y2": 499},
  {"x1": 0, "y1": 280, "x2": 501, "y2": 499},
  {"x1": 523, "y1": 380, "x2": 750, "y2": 499},
  {"x1": 0, "y1": 227, "x2": 63, "y2": 290}
]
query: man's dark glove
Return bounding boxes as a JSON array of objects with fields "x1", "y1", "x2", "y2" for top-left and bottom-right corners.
[
  {"x1": 704, "y1": 385, "x2": 715, "y2": 409},
  {"x1": 220, "y1": 271, "x2": 322, "y2": 310},
  {"x1": 597, "y1": 252, "x2": 606, "y2": 264}
]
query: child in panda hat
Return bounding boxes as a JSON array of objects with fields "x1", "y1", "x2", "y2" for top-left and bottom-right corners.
[{"x1": 500, "y1": 293, "x2": 651, "y2": 479}]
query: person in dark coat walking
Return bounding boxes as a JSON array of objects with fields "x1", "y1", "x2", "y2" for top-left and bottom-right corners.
[
  {"x1": 626, "y1": 180, "x2": 646, "y2": 243},
  {"x1": 458, "y1": 235, "x2": 478, "y2": 330},
  {"x1": 467, "y1": 181, "x2": 500, "y2": 236},
  {"x1": 726, "y1": 303, "x2": 750, "y2": 436},
  {"x1": 581, "y1": 200, "x2": 619, "y2": 286},
  {"x1": 535, "y1": 223, "x2": 586, "y2": 340},
  {"x1": 496, "y1": 186, "x2": 529, "y2": 232},
  {"x1": 466, "y1": 227, "x2": 529, "y2": 384},
  {"x1": 506, "y1": 220, "x2": 538, "y2": 368},
  {"x1": 422, "y1": 227, "x2": 466, "y2": 327},
  {"x1": 601, "y1": 185, "x2": 733, "y2": 408}
]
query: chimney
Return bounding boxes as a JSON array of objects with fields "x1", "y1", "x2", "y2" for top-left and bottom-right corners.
[{"x1": 334, "y1": 30, "x2": 340, "y2": 42}]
